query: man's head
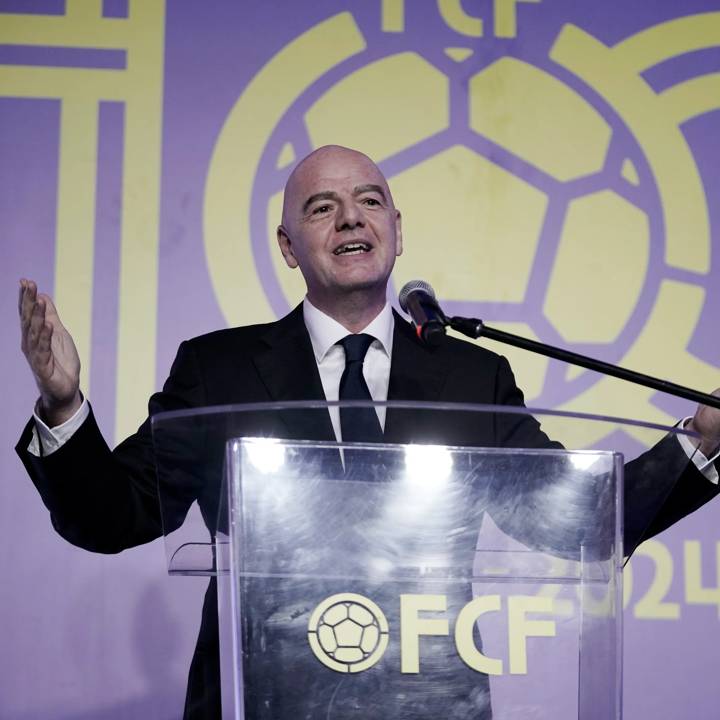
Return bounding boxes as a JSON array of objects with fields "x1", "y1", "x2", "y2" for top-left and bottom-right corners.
[{"x1": 277, "y1": 145, "x2": 402, "y2": 317}]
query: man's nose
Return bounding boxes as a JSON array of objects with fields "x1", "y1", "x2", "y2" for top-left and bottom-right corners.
[{"x1": 336, "y1": 201, "x2": 364, "y2": 230}]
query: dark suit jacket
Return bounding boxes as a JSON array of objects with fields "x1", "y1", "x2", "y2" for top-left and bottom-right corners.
[{"x1": 17, "y1": 305, "x2": 720, "y2": 719}]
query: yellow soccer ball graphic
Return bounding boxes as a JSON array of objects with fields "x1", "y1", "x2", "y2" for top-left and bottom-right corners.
[
  {"x1": 207, "y1": 14, "x2": 716, "y2": 439},
  {"x1": 260, "y1": 34, "x2": 712, "y2": 432},
  {"x1": 262, "y1": 48, "x2": 656, "y2": 407}
]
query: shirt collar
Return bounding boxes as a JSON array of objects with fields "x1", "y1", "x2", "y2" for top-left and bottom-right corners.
[{"x1": 302, "y1": 297, "x2": 394, "y2": 363}]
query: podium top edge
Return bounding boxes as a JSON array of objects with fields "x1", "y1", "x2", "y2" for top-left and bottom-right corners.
[{"x1": 150, "y1": 400, "x2": 697, "y2": 438}]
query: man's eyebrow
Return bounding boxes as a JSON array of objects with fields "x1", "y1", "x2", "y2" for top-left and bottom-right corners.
[
  {"x1": 354, "y1": 184, "x2": 387, "y2": 200},
  {"x1": 301, "y1": 185, "x2": 387, "y2": 213},
  {"x1": 302, "y1": 191, "x2": 339, "y2": 214}
]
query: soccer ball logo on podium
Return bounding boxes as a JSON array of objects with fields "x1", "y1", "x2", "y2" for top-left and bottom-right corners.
[{"x1": 308, "y1": 593, "x2": 390, "y2": 673}]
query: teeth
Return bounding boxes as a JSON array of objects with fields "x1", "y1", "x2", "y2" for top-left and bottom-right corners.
[{"x1": 334, "y1": 243, "x2": 370, "y2": 255}]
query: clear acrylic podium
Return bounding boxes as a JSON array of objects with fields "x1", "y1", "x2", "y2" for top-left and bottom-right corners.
[{"x1": 151, "y1": 401, "x2": 695, "y2": 720}]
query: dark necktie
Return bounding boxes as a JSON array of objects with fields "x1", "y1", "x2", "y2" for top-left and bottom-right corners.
[{"x1": 338, "y1": 333, "x2": 384, "y2": 443}]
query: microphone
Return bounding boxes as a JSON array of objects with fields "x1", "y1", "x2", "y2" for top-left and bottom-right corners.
[{"x1": 398, "y1": 280, "x2": 447, "y2": 347}]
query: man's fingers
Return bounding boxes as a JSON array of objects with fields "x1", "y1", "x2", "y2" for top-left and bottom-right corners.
[
  {"x1": 33, "y1": 322, "x2": 54, "y2": 377},
  {"x1": 17, "y1": 279, "x2": 25, "y2": 317},
  {"x1": 39, "y1": 293, "x2": 63, "y2": 328},
  {"x1": 27, "y1": 296, "x2": 47, "y2": 347},
  {"x1": 688, "y1": 387, "x2": 720, "y2": 455},
  {"x1": 19, "y1": 279, "x2": 37, "y2": 331},
  {"x1": 697, "y1": 388, "x2": 720, "y2": 414}
]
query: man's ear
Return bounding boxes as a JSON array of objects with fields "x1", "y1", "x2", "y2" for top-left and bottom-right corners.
[
  {"x1": 277, "y1": 225, "x2": 299, "y2": 269},
  {"x1": 394, "y1": 210, "x2": 403, "y2": 257}
]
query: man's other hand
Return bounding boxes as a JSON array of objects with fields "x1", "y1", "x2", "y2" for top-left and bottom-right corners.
[
  {"x1": 687, "y1": 388, "x2": 720, "y2": 458},
  {"x1": 19, "y1": 279, "x2": 82, "y2": 427}
]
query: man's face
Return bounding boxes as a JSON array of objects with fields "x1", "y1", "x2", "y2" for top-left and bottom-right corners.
[{"x1": 277, "y1": 146, "x2": 402, "y2": 307}]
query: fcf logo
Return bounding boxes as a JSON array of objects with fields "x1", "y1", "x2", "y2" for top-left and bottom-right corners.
[{"x1": 307, "y1": 593, "x2": 556, "y2": 674}]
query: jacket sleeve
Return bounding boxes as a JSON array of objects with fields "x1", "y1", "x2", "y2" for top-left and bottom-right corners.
[
  {"x1": 623, "y1": 434, "x2": 720, "y2": 555},
  {"x1": 488, "y1": 355, "x2": 719, "y2": 558},
  {"x1": 15, "y1": 340, "x2": 207, "y2": 553}
]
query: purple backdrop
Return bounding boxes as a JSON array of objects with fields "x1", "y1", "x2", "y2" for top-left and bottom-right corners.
[{"x1": 2, "y1": 1, "x2": 719, "y2": 718}]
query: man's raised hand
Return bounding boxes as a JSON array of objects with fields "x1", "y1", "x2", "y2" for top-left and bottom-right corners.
[
  {"x1": 687, "y1": 388, "x2": 720, "y2": 459},
  {"x1": 19, "y1": 279, "x2": 82, "y2": 427}
]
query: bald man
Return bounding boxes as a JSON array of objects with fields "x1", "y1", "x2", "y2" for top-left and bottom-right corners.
[{"x1": 17, "y1": 146, "x2": 720, "y2": 719}]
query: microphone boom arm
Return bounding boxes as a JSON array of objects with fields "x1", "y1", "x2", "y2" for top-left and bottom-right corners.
[{"x1": 448, "y1": 315, "x2": 720, "y2": 412}]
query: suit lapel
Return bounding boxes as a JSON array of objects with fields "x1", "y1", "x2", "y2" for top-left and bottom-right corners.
[
  {"x1": 384, "y1": 310, "x2": 449, "y2": 444},
  {"x1": 251, "y1": 305, "x2": 336, "y2": 442},
  {"x1": 250, "y1": 306, "x2": 450, "y2": 445}
]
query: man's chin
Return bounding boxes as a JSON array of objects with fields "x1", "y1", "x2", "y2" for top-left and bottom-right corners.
[
  {"x1": 336, "y1": 264, "x2": 393, "y2": 290},
  {"x1": 337, "y1": 276, "x2": 390, "y2": 295},
  {"x1": 313, "y1": 278, "x2": 390, "y2": 306}
]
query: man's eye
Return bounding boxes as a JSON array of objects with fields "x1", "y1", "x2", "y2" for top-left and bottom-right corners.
[
  {"x1": 312, "y1": 205, "x2": 332, "y2": 214},
  {"x1": 362, "y1": 197, "x2": 380, "y2": 206}
]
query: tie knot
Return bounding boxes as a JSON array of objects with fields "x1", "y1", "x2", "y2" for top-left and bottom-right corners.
[{"x1": 340, "y1": 333, "x2": 375, "y2": 364}]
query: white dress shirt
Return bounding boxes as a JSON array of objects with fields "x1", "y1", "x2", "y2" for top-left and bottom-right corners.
[
  {"x1": 27, "y1": 301, "x2": 720, "y2": 484},
  {"x1": 30, "y1": 396, "x2": 89, "y2": 457},
  {"x1": 303, "y1": 297, "x2": 393, "y2": 441}
]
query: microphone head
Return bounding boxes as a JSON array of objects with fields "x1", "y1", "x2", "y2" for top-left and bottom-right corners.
[{"x1": 398, "y1": 279, "x2": 436, "y2": 313}]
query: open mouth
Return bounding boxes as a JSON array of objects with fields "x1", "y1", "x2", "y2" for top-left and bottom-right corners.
[{"x1": 333, "y1": 242, "x2": 372, "y2": 256}]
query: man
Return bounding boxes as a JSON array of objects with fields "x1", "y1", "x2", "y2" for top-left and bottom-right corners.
[{"x1": 17, "y1": 145, "x2": 720, "y2": 718}]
